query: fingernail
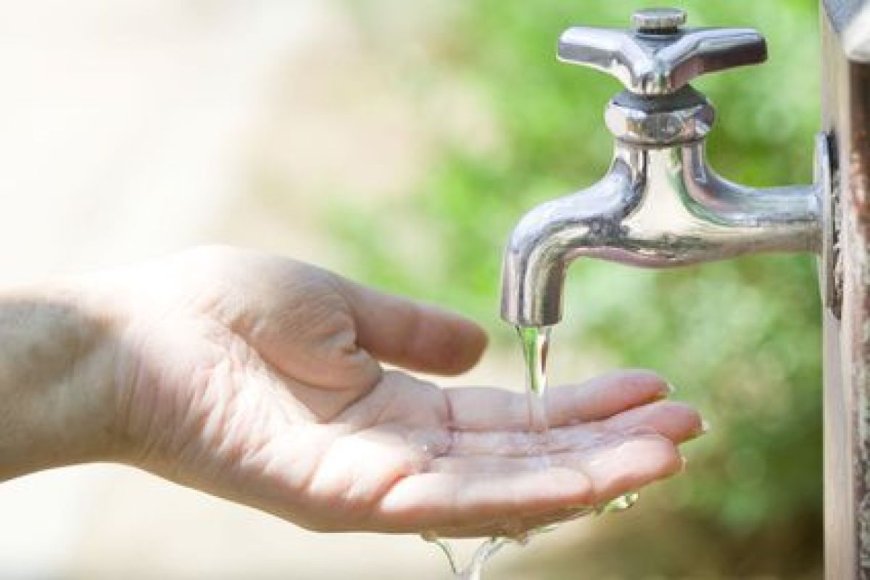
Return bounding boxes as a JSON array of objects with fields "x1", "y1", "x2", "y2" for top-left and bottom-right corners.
[
  {"x1": 688, "y1": 419, "x2": 710, "y2": 440},
  {"x1": 654, "y1": 383, "x2": 677, "y2": 400}
]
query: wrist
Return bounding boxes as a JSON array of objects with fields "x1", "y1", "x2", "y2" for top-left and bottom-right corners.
[{"x1": 0, "y1": 278, "x2": 122, "y2": 480}]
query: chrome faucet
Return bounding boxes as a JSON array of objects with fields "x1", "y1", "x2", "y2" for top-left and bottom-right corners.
[{"x1": 500, "y1": 8, "x2": 824, "y2": 327}]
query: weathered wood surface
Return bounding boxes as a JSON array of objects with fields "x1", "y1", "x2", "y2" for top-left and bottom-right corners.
[{"x1": 821, "y1": 2, "x2": 870, "y2": 577}]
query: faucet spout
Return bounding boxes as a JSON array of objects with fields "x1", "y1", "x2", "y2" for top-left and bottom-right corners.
[
  {"x1": 500, "y1": 142, "x2": 822, "y2": 327},
  {"x1": 500, "y1": 156, "x2": 639, "y2": 327}
]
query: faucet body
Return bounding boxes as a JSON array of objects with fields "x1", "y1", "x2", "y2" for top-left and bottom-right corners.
[
  {"x1": 502, "y1": 139, "x2": 821, "y2": 327},
  {"x1": 500, "y1": 9, "x2": 822, "y2": 327}
]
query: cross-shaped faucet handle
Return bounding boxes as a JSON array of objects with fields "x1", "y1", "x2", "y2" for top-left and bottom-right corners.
[{"x1": 558, "y1": 8, "x2": 767, "y2": 95}]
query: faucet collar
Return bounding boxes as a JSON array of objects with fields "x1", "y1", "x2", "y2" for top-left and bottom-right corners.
[{"x1": 605, "y1": 88, "x2": 715, "y2": 147}]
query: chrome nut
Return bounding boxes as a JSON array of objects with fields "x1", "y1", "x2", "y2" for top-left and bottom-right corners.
[{"x1": 604, "y1": 100, "x2": 715, "y2": 146}]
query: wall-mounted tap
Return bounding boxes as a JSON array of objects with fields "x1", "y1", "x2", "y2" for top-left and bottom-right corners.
[{"x1": 500, "y1": 7, "x2": 824, "y2": 328}]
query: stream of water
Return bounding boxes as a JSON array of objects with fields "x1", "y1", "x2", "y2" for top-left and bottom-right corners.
[{"x1": 518, "y1": 326, "x2": 551, "y2": 440}]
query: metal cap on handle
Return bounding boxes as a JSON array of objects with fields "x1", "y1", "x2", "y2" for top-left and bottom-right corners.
[
  {"x1": 632, "y1": 7, "x2": 687, "y2": 34},
  {"x1": 558, "y1": 8, "x2": 767, "y2": 95}
]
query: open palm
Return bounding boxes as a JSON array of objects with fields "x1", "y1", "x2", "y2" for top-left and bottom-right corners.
[{"x1": 101, "y1": 246, "x2": 701, "y2": 537}]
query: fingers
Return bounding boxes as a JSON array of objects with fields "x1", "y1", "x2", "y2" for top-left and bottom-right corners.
[
  {"x1": 339, "y1": 279, "x2": 488, "y2": 375},
  {"x1": 573, "y1": 435, "x2": 682, "y2": 500},
  {"x1": 374, "y1": 434, "x2": 682, "y2": 535},
  {"x1": 376, "y1": 466, "x2": 593, "y2": 533},
  {"x1": 547, "y1": 371, "x2": 672, "y2": 426},
  {"x1": 188, "y1": 248, "x2": 486, "y2": 382},
  {"x1": 445, "y1": 400, "x2": 702, "y2": 456},
  {"x1": 446, "y1": 370, "x2": 670, "y2": 431},
  {"x1": 597, "y1": 400, "x2": 703, "y2": 444},
  {"x1": 371, "y1": 386, "x2": 695, "y2": 536}
]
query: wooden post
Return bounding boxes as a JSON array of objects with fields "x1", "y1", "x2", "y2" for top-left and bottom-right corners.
[{"x1": 820, "y1": 1, "x2": 870, "y2": 577}]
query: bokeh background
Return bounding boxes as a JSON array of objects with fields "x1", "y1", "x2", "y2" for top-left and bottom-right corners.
[{"x1": 0, "y1": 0, "x2": 821, "y2": 578}]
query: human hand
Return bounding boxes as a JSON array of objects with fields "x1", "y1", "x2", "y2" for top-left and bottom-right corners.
[{"x1": 2, "y1": 246, "x2": 703, "y2": 537}]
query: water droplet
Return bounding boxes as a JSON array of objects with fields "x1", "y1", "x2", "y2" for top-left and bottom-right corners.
[{"x1": 597, "y1": 492, "x2": 640, "y2": 514}]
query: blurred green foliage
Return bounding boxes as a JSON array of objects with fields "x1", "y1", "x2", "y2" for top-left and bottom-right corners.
[{"x1": 330, "y1": 0, "x2": 822, "y2": 574}]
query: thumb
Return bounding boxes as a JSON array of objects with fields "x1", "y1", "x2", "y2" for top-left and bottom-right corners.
[{"x1": 339, "y1": 279, "x2": 488, "y2": 376}]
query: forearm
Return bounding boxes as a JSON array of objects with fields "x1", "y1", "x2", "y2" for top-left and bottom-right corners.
[{"x1": 0, "y1": 284, "x2": 118, "y2": 481}]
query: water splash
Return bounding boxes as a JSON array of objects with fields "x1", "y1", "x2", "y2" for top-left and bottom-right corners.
[
  {"x1": 429, "y1": 536, "x2": 510, "y2": 580},
  {"x1": 598, "y1": 491, "x2": 639, "y2": 514},
  {"x1": 426, "y1": 325, "x2": 638, "y2": 578},
  {"x1": 425, "y1": 527, "x2": 557, "y2": 580}
]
